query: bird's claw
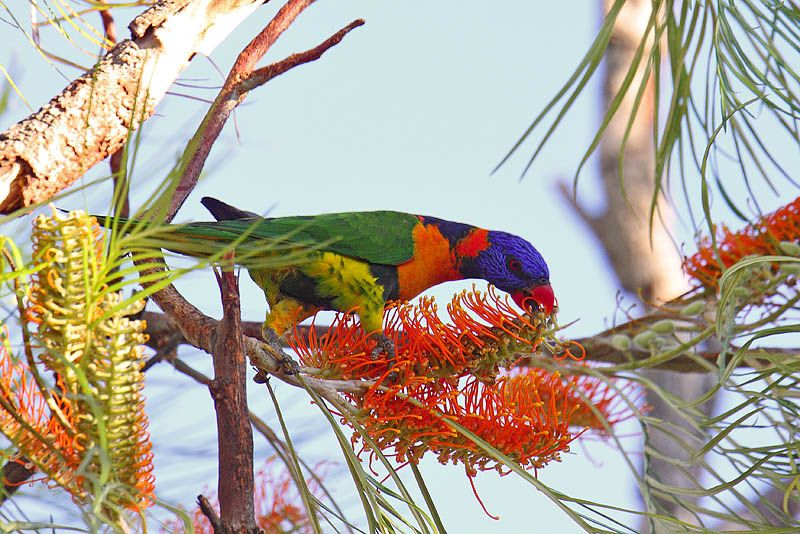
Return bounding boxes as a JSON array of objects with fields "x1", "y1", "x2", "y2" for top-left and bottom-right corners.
[
  {"x1": 370, "y1": 334, "x2": 396, "y2": 362},
  {"x1": 370, "y1": 334, "x2": 399, "y2": 382},
  {"x1": 261, "y1": 325, "x2": 300, "y2": 376}
]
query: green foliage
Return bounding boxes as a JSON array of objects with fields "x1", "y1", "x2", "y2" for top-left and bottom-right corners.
[{"x1": 498, "y1": 0, "x2": 800, "y2": 225}]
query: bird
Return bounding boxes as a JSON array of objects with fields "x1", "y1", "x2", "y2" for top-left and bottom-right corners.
[{"x1": 117, "y1": 197, "x2": 555, "y2": 363}]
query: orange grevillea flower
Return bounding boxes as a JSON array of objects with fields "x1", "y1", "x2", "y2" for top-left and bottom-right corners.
[
  {"x1": 539, "y1": 370, "x2": 642, "y2": 431},
  {"x1": 684, "y1": 195, "x2": 800, "y2": 288},
  {"x1": 288, "y1": 285, "x2": 581, "y2": 384},
  {"x1": 287, "y1": 288, "x2": 614, "y2": 476},
  {"x1": 0, "y1": 330, "x2": 82, "y2": 496},
  {"x1": 353, "y1": 371, "x2": 582, "y2": 475},
  {"x1": 164, "y1": 457, "x2": 324, "y2": 534}
]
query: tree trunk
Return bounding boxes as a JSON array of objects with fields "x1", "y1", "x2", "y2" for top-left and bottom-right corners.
[{"x1": 566, "y1": 0, "x2": 716, "y2": 528}]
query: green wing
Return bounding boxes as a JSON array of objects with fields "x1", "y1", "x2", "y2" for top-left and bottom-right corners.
[{"x1": 154, "y1": 211, "x2": 419, "y2": 266}]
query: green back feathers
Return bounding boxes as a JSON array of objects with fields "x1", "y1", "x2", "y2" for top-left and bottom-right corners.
[
  {"x1": 100, "y1": 207, "x2": 420, "y2": 267},
  {"x1": 223, "y1": 211, "x2": 419, "y2": 265}
]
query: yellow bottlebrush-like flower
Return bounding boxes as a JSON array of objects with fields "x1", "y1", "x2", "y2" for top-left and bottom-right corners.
[{"x1": 0, "y1": 208, "x2": 156, "y2": 511}]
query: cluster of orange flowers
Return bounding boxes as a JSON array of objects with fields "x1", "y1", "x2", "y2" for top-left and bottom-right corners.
[
  {"x1": 684, "y1": 195, "x2": 800, "y2": 288},
  {"x1": 0, "y1": 335, "x2": 81, "y2": 492},
  {"x1": 287, "y1": 287, "x2": 633, "y2": 477}
]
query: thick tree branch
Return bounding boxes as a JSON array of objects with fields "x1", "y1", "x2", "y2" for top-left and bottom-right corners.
[
  {"x1": 141, "y1": 309, "x2": 798, "y2": 374},
  {"x1": 0, "y1": 0, "x2": 265, "y2": 213},
  {"x1": 210, "y1": 265, "x2": 258, "y2": 533}
]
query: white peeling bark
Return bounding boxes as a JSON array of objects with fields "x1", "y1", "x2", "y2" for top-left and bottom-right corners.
[{"x1": 0, "y1": 0, "x2": 264, "y2": 213}]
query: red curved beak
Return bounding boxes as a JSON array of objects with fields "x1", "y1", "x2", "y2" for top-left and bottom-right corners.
[{"x1": 512, "y1": 284, "x2": 555, "y2": 315}]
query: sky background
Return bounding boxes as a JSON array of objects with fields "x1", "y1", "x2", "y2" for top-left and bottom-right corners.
[{"x1": 2, "y1": 1, "x2": 799, "y2": 532}]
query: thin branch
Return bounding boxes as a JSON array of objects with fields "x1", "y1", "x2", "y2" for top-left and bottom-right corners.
[
  {"x1": 141, "y1": 310, "x2": 327, "y2": 347},
  {"x1": 99, "y1": 6, "x2": 117, "y2": 47},
  {"x1": 168, "y1": 4, "x2": 363, "y2": 218},
  {"x1": 241, "y1": 19, "x2": 365, "y2": 91},
  {"x1": 197, "y1": 494, "x2": 222, "y2": 532},
  {"x1": 555, "y1": 178, "x2": 599, "y2": 231},
  {"x1": 142, "y1": 309, "x2": 798, "y2": 374}
]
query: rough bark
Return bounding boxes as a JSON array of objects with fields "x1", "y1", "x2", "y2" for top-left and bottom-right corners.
[
  {"x1": 210, "y1": 266, "x2": 259, "y2": 533},
  {"x1": 0, "y1": 0, "x2": 264, "y2": 213}
]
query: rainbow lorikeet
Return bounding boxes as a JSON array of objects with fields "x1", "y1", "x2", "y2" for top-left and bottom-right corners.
[{"x1": 127, "y1": 197, "x2": 555, "y2": 358}]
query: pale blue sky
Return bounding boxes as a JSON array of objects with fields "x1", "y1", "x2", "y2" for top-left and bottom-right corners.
[{"x1": 2, "y1": 1, "x2": 797, "y2": 532}]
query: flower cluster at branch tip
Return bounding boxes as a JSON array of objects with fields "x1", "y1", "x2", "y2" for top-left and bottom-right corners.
[
  {"x1": 162, "y1": 457, "x2": 324, "y2": 534},
  {"x1": 287, "y1": 286, "x2": 633, "y2": 478},
  {"x1": 291, "y1": 285, "x2": 584, "y2": 383},
  {"x1": 684, "y1": 195, "x2": 800, "y2": 289},
  {"x1": 0, "y1": 209, "x2": 154, "y2": 512}
]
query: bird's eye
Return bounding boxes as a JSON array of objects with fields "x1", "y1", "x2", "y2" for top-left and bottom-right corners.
[{"x1": 507, "y1": 257, "x2": 522, "y2": 273}]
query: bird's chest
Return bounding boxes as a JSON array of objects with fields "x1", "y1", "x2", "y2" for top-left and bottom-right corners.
[{"x1": 396, "y1": 226, "x2": 461, "y2": 301}]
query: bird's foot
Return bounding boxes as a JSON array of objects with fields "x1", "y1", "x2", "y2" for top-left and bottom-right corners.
[
  {"x1": 370, "y1": 333, "x2": 396, "y2": 361},
  {"x1": 370, "y1": 334, "x2": 398, "y2": 382},
  {"x1": 261, "y1": 325, "x2": 300, "y2": 376}
]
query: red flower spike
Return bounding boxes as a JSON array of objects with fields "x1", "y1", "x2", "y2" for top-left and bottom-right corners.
[
  {"x1": 684, "y1": 195, "x2": 800, "y2": 289},
  {"x1": 347, "y1": 370, "x2": 623, "y2": 475},
  {"x1": 286, "y1": 288, "x2": 620, "y2": 488}
]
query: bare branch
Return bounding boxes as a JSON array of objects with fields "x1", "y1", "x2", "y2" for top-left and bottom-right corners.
[
  {"x1": 168, "y1": 4, "x2": 363, "y2": 218},
  {"x1": 142, "y1": 309, "x2": 797, "y2": 374},
  {"x1": 197, "y1": 494, "x2": 222, "y2": 532},
  {"x1": 242, "y1": 19, "x2": 365, "y2": 90}
]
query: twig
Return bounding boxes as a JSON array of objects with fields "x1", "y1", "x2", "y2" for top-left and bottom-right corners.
[
  {"x1": 197, "y1": 494, "x2": 222, "y2": 532},
  {"x1": 241, "y1": 19, "x2": 365, "y2": 91},
  {"x1": 167, "y1": 0, "x2": 364, "y2": 219},
  {"x1": 141, "y1": 310, "x2": 328, "y2": 348},
  {"x1": 99, "y1": 6, "x2": 117, "y2": 47},
  {"x1": 141, "y1": 309, "x2": 798, "y2": 374},
  {"x1": 141, "y1": 331, "x2": 182, "y2": 372}
]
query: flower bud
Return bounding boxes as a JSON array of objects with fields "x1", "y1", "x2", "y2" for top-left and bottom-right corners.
[
  {"x1": 779, "y1": 241, "x2": 800, "y2": 256},
  {"x1": 680, "y1": 301, "x2": 704, "y2": 316},
  {"x1": 781, "y1": 263, "x2": 800, "y2": 275},
  {"x1": 632, "y1": 331, "x2": 656, "y2": 350},
  {"x1": 732, "y1": 287, "x2": 751, "y2": 299},
  {"x1": 650, "y1": 320, "x2": 675, "y2": 334},
  {"x1": 610, "y1": 334, "x2": 630, "y2": 351}
]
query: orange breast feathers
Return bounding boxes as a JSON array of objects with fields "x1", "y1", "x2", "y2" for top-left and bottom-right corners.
[{"x1": 396, "y1": 223, "x2": 461, "y2": 301}]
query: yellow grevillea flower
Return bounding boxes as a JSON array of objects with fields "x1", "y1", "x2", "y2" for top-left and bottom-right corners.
[{"x1": 0, "y1": 209, "x2": 154, "y2": 512}]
